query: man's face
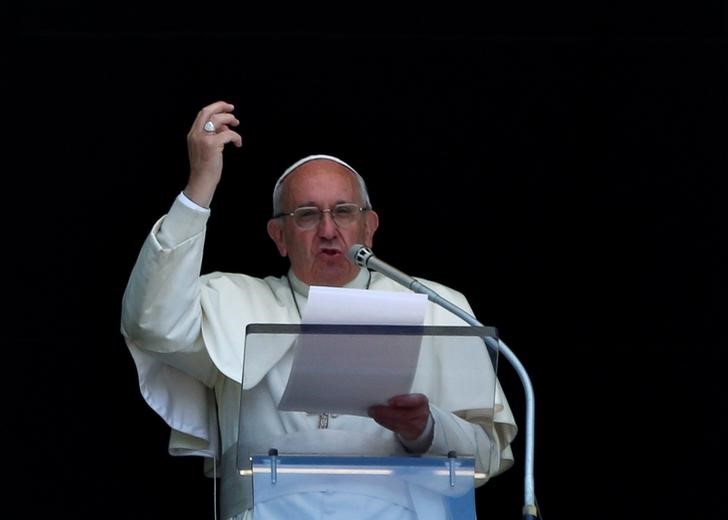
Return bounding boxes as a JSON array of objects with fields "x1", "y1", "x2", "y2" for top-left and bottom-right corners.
[{"x1": 267, "y1": 159, "x2": 379, "y2": 287}]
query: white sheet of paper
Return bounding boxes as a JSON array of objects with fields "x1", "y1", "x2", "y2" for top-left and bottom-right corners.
[{"x1": 277, "y1": 286, "x2": 428, "y2": 416}]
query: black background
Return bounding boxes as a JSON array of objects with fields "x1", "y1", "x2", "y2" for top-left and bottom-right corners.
[{"x1": 6, "y1": 3, "x2": 726, "y2": 519}]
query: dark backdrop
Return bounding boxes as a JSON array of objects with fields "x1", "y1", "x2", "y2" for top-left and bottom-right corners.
[{"x1": 7, "y1": 4, "x2": 726, "y2": 519}]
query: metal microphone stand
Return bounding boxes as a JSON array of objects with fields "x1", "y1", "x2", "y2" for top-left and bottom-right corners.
[{"x1": 411, "y1": 281, "x2": 538, "y2": 520}]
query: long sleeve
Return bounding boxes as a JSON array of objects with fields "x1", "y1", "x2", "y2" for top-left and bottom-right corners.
[
  {"x1": 120, "y1": 196, "x2": 220, "y2": 455},
  {"x1": 122, "y1": 196, "x2": 209, "y2": 354},
  {"x1": 429, "y1": 403, "x2": 514, "y2": 485}
]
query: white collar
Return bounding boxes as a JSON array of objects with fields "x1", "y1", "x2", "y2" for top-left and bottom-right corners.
[{"x1": 287, "y1": 267, "x2": 371, "y2": 298}]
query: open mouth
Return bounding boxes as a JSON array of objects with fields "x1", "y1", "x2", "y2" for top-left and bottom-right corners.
[{"x1": 320, "y1": 248, "x2": 341, "y2": 257}]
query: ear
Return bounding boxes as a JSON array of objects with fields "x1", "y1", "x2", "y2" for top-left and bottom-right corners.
[
  {"x1": 363, "y1": 210, "x2": 379, "y2": 247},
  {"x1": 267, "y1": 219, "x2": 288, "y2": 257}
]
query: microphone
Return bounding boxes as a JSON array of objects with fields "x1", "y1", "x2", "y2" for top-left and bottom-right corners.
[
  {"x1": 347, "y1": 244, "x2": 437, "y2": 297},
  {"x1": 347, "y1": 244, "x2": 480, "y2": 323},
  {"x1": 347, "y1": 243, "x2": 539, "y2": 520}
]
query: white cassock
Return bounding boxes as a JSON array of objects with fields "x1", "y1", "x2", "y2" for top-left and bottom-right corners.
[{"x1": 121, "y1": 196, "x2": 517, "y2": 519}]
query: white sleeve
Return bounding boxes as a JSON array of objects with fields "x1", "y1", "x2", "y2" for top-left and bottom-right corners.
[
  {"x1": 121, "y1": 195, "x2": 220, "y2": 460},
  {"x1": 428, "y1": 405, "x2": 505, "y2": 486}
]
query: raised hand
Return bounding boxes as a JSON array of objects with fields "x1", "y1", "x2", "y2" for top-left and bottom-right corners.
[{"x1": 184, "y1": 100, "x2": 242, "y2": 207}]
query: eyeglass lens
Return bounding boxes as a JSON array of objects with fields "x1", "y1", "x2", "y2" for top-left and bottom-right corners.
[{"x1": 294, "y1": 203, "x2": 362, "y2": 228}]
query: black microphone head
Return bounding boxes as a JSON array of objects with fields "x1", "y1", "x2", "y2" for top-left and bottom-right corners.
[{"x1": 347, "y1": 244, "x2": 373, "y2": 267}]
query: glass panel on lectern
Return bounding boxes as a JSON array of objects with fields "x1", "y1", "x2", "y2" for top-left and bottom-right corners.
[{"x1": 235, "y1": 324, "x2": 500, "y2": 518}]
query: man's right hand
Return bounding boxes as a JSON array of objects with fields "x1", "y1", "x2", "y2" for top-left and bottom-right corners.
[{"x1": 184, "y1": 100, "x2": 242, "y2": 208}]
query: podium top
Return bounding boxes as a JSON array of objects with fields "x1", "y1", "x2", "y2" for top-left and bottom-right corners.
[{"x1": 245, "y1": 323, "x2": 498, "y2": 339}]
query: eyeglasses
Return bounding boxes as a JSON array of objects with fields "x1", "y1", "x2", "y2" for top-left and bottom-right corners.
[{"x1": 274, "y1": 203, "x2": 368, "y2": 230}]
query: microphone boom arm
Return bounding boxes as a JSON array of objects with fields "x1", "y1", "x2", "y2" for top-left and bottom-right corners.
[
  {"x1": 348, "y1": 245, "x2": 538, "y2": 519},
  {"x1": 421, "y1": 289, "x2": 538, "y2": 520}
]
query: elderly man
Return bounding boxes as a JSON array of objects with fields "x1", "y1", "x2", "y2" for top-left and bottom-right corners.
[{"x1": 121, "y1": 100, "x2": 517, "y2": 519}]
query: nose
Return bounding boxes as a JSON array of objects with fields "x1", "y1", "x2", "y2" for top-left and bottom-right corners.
[{"x1": 317, "y1": 210, "x2": 338, "y2": 237}]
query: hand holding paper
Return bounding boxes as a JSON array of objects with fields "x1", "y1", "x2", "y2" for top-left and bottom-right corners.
[{"x1": 368, "y1": 393, "x2": 430, "y2": 440}]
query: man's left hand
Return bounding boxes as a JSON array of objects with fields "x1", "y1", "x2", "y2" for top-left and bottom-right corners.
[{"x1": 368, "y1": 393, "x2": 430, "y2": 440}]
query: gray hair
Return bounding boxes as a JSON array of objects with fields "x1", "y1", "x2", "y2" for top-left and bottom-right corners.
[{"x1": 272, "y1": 154, "x2": 372, "y2": 216}]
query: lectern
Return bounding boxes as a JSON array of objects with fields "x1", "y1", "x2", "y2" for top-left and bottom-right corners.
[{"x1": 237, "y1": 324, "x2": 501, "y2": 519}]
